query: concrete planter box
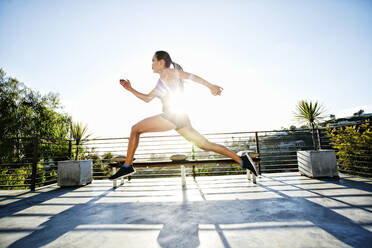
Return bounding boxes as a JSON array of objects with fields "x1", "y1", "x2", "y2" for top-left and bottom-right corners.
[
  {"x1": 297, "y1": 150, "x2": 339, "y2": 178},
  {"x1": 57, "y1": 160, "x2": 93, "y2": 187}
]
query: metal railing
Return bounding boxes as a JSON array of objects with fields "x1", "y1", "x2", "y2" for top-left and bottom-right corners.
[
  {"x1": 1, "y1": 125, "x2": 371, "y2": 190},
  {"x1": 85, "y1": 132, "x2": 255, "y2": 180},
  {"x1": 0, "y1": 136, "x2": 70, "y2": 190}
]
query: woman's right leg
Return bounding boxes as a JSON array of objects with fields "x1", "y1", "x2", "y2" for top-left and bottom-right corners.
[
  {"x1": 176, "y1": 125, "x2": 258, "y2": 176},
  {"x1": 124, "y1": 114, "x2": 176, "y2": 165},
  {"x1": 176, "y1": 125, "x2": 242, "y2": 164}
]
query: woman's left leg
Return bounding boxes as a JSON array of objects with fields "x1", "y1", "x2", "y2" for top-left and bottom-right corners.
[
  {"x1": 176, "y1": 125, "x2": 242, "y2": 164},
  {"x1": 125, "y1": 114, "x2": 176, "y2": 165},
  {"x1": 109, "y1": 114, "x2": 176, "y2": 180}
]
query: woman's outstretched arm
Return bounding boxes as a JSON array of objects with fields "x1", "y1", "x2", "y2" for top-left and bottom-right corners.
[
  {"x1": 119, "y1": 79, "x2": 156, "y2": 103},
  {"x1": 176, "y1": 71, "x2": 223, "y2": 96}
]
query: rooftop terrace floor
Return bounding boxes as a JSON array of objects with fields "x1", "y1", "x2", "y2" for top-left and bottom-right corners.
[{"x1": 1, "y1": 172, "x2": 372, "y2": 248}]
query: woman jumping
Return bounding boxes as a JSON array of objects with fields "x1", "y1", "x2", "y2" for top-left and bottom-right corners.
[{"x1": 109, "y1": 51, "x2": 258, "y2": 180}]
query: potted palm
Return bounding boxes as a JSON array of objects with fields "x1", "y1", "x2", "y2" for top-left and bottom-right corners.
[
  {"x1": 294, "y1": 100, "x2": 338, "y2": 178},
  {"x1": 57, "y1": 122, "x2": 94, "y2": 186}
]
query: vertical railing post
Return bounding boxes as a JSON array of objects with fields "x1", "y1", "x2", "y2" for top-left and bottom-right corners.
[
  {"x1": 181, "y1": 165, "x2": 186, "y2": 187},
  {"x1": 31, "y1": 135, "x2": 40, "y2": 191},
  {"x1": 192, "y1": 165, "x2": 196, "y2": 179},
  {"x1": 255, "y1": 132, "x2": 261, "y2": 175},
  {"x1": 68, "y1": 139, "x2": 72, "y2": 160},
  {"x1": 317, "y1": 128, "x2": 322, "y2": 150}
]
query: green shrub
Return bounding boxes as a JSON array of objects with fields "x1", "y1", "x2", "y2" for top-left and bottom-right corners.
[{"x1": 326, "y1": 120, "x2": 372, "y2": 177}]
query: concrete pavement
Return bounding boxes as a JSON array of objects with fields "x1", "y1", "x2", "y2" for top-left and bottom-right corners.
[{"x1": 1, "y1": 172, "x2": 372, "y2": 247}]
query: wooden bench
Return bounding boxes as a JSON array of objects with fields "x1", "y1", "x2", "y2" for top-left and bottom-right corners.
[{"x1": 109, "y1": 153, "x2": 261, "y2": 188}]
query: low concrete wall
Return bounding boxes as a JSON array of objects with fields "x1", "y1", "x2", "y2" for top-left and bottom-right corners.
[
  {"x1": 57, "y1": 160, "x2": 93, "y2": 186},
  {"x1": 297, "y1": 150, "x2": 338, "y2": 178}
]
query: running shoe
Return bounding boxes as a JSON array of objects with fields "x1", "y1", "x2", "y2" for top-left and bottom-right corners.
[
  {"x1": 108, "y1": 165, "x2": 136, "y2": 180},
  {"x1": 241, "y1": 154, "x2": 258, "y2": 176}
]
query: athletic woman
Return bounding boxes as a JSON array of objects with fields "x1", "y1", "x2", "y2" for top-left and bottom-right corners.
[{"x1": 109, "y1": 51, "x2": 257, "y2": 180}]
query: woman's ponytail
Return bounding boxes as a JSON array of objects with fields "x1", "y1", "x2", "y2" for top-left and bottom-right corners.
[
  {"x1": 171, "y1": 61, "x2": 184, "y2": 91},
  {"x1": 172, "y1": 61, "x2": 183, "y2": 71}
]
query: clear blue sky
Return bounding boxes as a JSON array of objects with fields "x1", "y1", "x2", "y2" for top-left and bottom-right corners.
[{"x1": 1, "y1": 0, "x2": 371, "y2": 138}]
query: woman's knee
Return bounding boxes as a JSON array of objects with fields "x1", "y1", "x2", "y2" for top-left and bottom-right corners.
[
  {"x1": 131, "y1": 124, "x2": 142, "y2": 135},
  {"x1": 197, "y1": 140, "x2": 213, "y2": 151}
]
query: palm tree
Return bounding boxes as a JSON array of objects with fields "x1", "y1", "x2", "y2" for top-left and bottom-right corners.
[
  {"x1": 294, "y1": 100, "x2": 325, "y2": 150},
  {"x1": 70, "y1": 122, "x2": 93, "y2": 160}
]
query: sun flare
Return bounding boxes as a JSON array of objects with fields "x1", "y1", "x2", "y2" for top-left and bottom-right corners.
[{"x1": 167, "y1": 91, "x2": 188, "y2": 114}]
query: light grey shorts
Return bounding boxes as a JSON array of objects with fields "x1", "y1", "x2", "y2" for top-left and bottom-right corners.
[{"x1": 161, "y1": 110, "x2": 191, "y2": 130}]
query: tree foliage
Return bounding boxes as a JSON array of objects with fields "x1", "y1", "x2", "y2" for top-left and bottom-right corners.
[
  {"x1": 0, "y1": 69, "x2": 71, "y2": 141},
  {"x1": 0, "y1": 69, "x2": 72, "y2": 188}
]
